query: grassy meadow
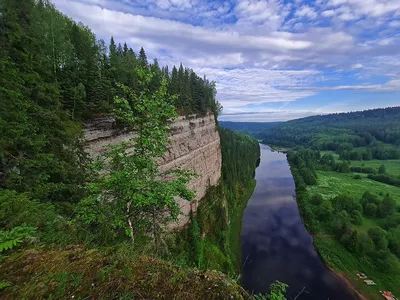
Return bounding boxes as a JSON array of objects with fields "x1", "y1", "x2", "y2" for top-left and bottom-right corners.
[
  {"x1": 308, "y1": 171, "x2": 400, "y2": 204},
  {"x1": 350, "y1": 159, "x2": 400, "y2": 177},
  {"x1": 306, "y1": 170, "x2": 400, "y2": 299}
]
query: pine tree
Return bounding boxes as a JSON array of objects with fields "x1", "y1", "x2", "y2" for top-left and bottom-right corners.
[{"x1": 138, "y1": 47, "x2": 148, "y2": 68}]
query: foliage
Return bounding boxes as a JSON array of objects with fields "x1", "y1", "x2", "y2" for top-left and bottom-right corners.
[
  {"x1": 0, "y1": 282, "x2": 11, "y2": 291},
  {"x1": 76, "y1": 68, "x2": 194, "y2": 246},
  {"x1": 368, "y1": 226, "x2": 388, "y2": 250},
  {"x1": 0, "y1": 0, "x2": 221, "y2": 210},
  {"x1": 0, "y1": 0, "x2": 89, "y2": 205},
  {"x1": 172, "y1": 128, "x2": 259, "y2": 275},
  {"x1": 367, "y1": 173, "x2": 400, "y2": 187},
  {"x1": 0, "y1": 0, "x2": 261, "y2": 298},
  {"x1": 260, "y1": 107, "x2": 400, "y2": 152},
  {"x1": 388, "y1": 227, "x2": 400, "y2": 258},
  {"x1": 0, "y1": 247, "x2": 251, "y2": 299},
  {"x1": 0, "y1": 225, "x2": 36, "y2": 253},
  {"x1": 274, "y1": 106, "x2": 400, "y2": 299},
  {"x1": 252, "y1": 281, "x2": 288, "y2": 300}
]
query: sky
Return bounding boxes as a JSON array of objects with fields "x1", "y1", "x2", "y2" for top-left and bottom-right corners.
[{"x1": 53, "y1": 0, "x2": 400, "y2": 122}]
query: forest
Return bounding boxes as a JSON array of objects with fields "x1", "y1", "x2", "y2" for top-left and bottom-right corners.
[
  {"x1": 0, "y1": 0, "x2": 222, "y2": 211},
  {"x1": 260, "y1": 107, "x2": 400, "y2": 299},
  {"x1": 219, "y1": 121, "x2": 281, "y2": 137},
  {"x1": 0, "y1": 1, "x2": 266, "y2": 298}
]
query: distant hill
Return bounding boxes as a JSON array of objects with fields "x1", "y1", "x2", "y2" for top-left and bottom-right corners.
[
  {"x1": 259, "y1": 106, "x2": 400, "y2": 151},
  {"x1": 219, "y1": 121, "x2": 282, "y2": 137}
]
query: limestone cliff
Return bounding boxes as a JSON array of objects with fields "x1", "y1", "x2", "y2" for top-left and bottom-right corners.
[{"x1": 83, "y1": 113, "x2": 222, "y2": 228}]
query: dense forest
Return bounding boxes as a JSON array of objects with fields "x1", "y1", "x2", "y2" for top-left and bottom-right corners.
[
  {"x1": 261, "y1": 107, "x2": 400, "y2": 299},
  {"x1": 259, "y1": 107, "x2": 400, "y2": 156},
  {"x1": 0, "y1": 0, "x2": 268, "y2": 298},
  {"x1": 219, "y1": 121, "x2": 281, "y2": 137},
  {"x1": 0, "y1": 0, "x2": 221, "y2": 208}
]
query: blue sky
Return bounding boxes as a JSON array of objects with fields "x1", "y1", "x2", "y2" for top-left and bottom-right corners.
[{"x1": 53, "y1": 0, "x2": 400, "y2": 121}]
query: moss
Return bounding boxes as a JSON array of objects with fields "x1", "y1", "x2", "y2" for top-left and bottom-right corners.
[{"x1": 0, "y1": 246, "x2": 250, "y2": 300}]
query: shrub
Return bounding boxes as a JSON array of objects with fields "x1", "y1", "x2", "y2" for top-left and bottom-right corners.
[
  {"x1": 351, "y1": 210, "x2": 363, "y2": 225},
  {"x1": 368, "y1": 226, "x2": 388, "y2": 250},
  {"x1": 364, "y1": 203, "x2": 377, "y2": 217},
  {"x1": 310, "y1": 193, "x2": 323, "y2": 205}
]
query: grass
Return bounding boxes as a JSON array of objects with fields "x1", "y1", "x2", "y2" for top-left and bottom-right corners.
[
  {"x1": 350, "y1": 159, "x2": 400, "y2": 177},
  {"x1": 228, "y1": 179, "x2": 256, "y2": 273},
  {"x1": 308, "y1": 171, "x2": 400, "y2": 204},
  {"x1": 314, "y1": 237, "x2": 399, "y2": 300},
  {"x1": 305, "y1": 170, "x2": 400, "y2": 299},
  {"x1": 0, "y1": 246, "x2": 251, "y2": 300}
]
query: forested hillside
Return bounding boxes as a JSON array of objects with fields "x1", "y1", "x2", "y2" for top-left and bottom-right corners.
[
  {"x1": 260, "y1": 107, "x2": 400, "y2": 152},
  {"x1": 0, "y1": 1, "x2": 265, "y2": 298},
  {"x1": 0, "y1": 0, "x2": 221, "y2": 208},
  {"x1": 219, "y1": 121, "x2": 281, "y2": 137},
  {"x1": 262, "y1": 107, "x2": 400, "y2": 299}
]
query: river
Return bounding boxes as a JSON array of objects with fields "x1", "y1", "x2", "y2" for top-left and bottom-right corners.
[{"x1": 241, "y1": 144, "x2": 357, "y2": 300}]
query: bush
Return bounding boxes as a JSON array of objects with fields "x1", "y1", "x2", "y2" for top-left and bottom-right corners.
[
  {"x1": 378, "y1": 196, "x2": 397, "y2": 217},
  {"x1": 0, "y1": 190, "x2": 56, "y2": 229},
  {"x1": 364, "y1": 203, "x2": 377, "y2": 217},
  {"x1": 388, "y1": 227, "x2": 400, "y2": 258},
  {"x1": 383, "y1": 213, "x2": 400, "y2": 229},
  {"x1": 351, "y1": 210, "x2": 363, "y2": 225},
  {"x1": 368, "y1": 226, "x2": 388, "y2": 250},
  {"x1": 356, "y1": 232, "x2": 375, "y2": 255},
  {"x1": 315, "y1": 200, "x2": 333, "y2": 221},
  {"x1": 373, "y1": 250, "x2": 400, "y2": 272},
  {"x1": 311, "y1": 193, "x2": 323, "y2": 205}
]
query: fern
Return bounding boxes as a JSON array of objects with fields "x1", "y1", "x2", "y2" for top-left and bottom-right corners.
[
  {"x1": 0, "y1": 281, "x2": 11, "y2": 291},
  {"x1": 0, "y1": 224, "x2": 37, "y2": 253}
]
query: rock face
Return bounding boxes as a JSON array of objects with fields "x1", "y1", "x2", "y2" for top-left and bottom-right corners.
[{"x1": 83, "y1": 113, "x2": 222, "y2": 228}]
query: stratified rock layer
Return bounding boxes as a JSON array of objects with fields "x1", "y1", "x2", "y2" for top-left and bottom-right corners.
[{"x1": 83, "y1": 114, "x2": 222, "y2": 228}]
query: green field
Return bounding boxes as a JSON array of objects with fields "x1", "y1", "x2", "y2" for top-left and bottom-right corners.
[
  {"x1": 306, "y1": 170, "x2": 400, "y2": 299},
  {"x1": 314, "y1": 237, "x2": 399, "y2": 300},
  {"x1": 308, "y1": 171, "x2": 400, "y2": 204},
  {"x1": 320, "y1": 149, "x2": 400, "y2": 177},
  {"x1": 350, "y1": 159, "x2": 400, "y2": 177}
]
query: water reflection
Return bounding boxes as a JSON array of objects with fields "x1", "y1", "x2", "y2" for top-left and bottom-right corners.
[{"x1": 241, "y1": 144, "x2": 356, "y2": 300}]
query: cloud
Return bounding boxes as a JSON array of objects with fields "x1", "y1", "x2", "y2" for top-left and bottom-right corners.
[
  {"x1": 295, "y1": 5, "x2": 318, "y2": 19},
  {"x1": 194, "y1": 68, "x2": 320, "y2": 108},
  {"x1": 326, "y1": 0, "x2": 400, "y2": 18},
  {"x1": 322, "y1": 9, "x2": 335, "y2": 17},
  {"x1": 219, "y1": 111, "x2": 321, "y2": 122},
  {"x1": 52, "y1": 0, "x2": 400, "y2": 119}
]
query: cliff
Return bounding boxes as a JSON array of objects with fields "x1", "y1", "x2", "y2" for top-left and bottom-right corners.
[{"x1": 83, "y1": 113, "x2": 222, "y2": 228}]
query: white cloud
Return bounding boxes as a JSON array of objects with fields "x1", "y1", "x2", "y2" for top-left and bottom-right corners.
[
  {"x1": 389, "y1": 20, "x2": 400, "y2": 27},
  {"x1": 326, "y1": 0, "x2": 400, "y2": 18},
  {"x1": 322, "y1": 9, "x2": 335, "y2": 17},
  {"x1": 295, "y1": 5, "x2": 318, "y2": 19},
  {"x1": 52, "y1": 0, "x2": 400, "y2": 116},
  {"x1": 219, "y1": 111, "x2": 320, "y2": 122}
]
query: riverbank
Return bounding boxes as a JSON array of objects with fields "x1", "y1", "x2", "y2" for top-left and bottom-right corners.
[
  {"x1": 311, "y1": 238, "x2": 371, "y2": 300},
  {"x1": 331, "y1": 269, "x2": 368, "y2": 300},
  {"x1": 286, "y1": 149, "x2": 399, "y2": 300},
  {"x1": 241, "y1": 145, "x2": 357, "y2": 299}
]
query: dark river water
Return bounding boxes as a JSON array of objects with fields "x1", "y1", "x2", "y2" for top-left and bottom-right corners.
[{"x1": 241, "y1": 144, "x2": 356, "y2": 300}]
